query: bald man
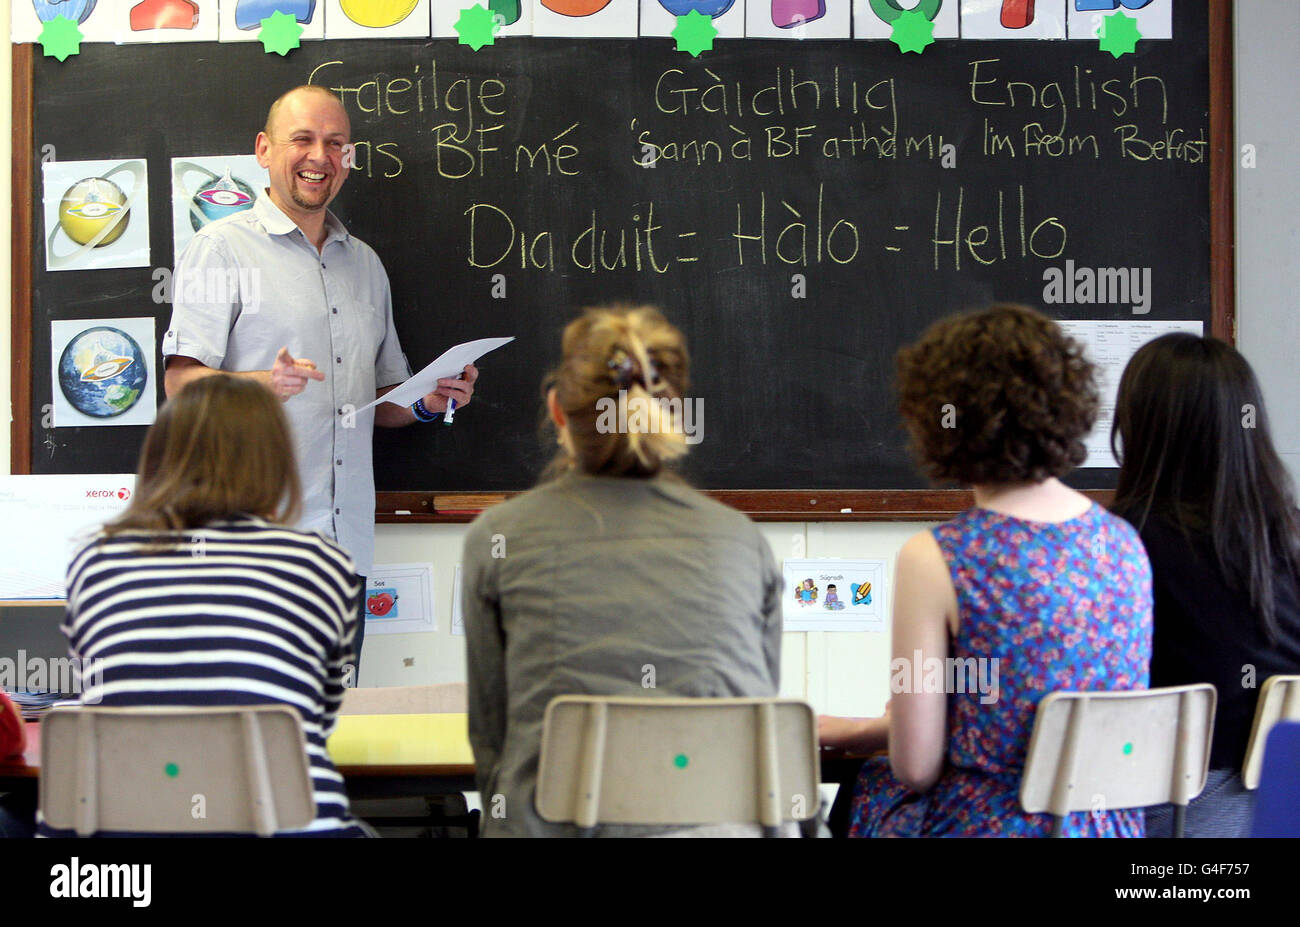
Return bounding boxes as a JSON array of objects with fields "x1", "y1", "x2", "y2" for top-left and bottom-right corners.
[{"x1": 163, "y1": 86, "x2": 478, "y2": 679}]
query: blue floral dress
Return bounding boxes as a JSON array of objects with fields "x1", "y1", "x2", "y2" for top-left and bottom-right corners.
[{"x1": 849, "y1": 504, "x2": 1153, "y2": 837}]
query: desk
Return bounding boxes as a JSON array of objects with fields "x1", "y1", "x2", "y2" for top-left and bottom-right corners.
[{"x1": 329, "y1": 713, "x2": 477, "y2": 800}]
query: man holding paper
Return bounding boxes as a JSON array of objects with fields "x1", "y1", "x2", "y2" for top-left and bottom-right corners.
[{"x1": 162, "y1": 85, "x2": 477, "y2": 675}]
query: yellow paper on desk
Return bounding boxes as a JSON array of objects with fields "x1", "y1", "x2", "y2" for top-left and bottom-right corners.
[{"x1": 327, "y1": 713, "x2": 474, "y2": 766}]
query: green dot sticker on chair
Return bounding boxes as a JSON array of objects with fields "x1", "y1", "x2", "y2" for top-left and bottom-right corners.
[
  {"x1": 164, "y1": 762, "x2": 180, "y2": 778},
  {"x1": 1122, "y1": 743, "x2": 1133, "y2": 756},
  {"x1": 673, "y1": 753, "x2": 689, "y2": 769}
]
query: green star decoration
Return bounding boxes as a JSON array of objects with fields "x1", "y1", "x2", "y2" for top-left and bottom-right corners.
[
  {"x1": 258, "y1": 10, "x2": 304, "y2": 56},
  {"x1": 890, "y1": 8, "x2": 935, "y2": 54},
  {"x1": 672, "y1": 10, "x2": 717, "y2": 58},
  {"x1": 38, "y1": 15, "x2": 83, "y2": 63},
  {"x1": 1098, "y1": 10, "x2": 1142, "y2": 59},
  {"x1": 455, "y1": 4, "x2": 499, "y2": 52}
]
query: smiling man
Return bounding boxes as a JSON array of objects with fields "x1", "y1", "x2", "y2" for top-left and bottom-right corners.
[{"x1": 162, "y1": 86, "x2": 478, "y2": 678}]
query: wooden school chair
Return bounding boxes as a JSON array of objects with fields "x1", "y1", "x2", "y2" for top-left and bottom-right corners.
[
  {"x1": 339, "y1": 683, "x2": 477, "y2": 836},
  {"x1": 535, "y1": 696, "x2": 820, "y2": 837},
  {"x1": 40, "y1": 706, "x2": 315, "y2": 836},
  {"x1": 1019, "y1": 684, "x2": 1216, "y2": 837},
  {"x1": 1241, "y1": 674, "x2": 1300, "y2": 790}
]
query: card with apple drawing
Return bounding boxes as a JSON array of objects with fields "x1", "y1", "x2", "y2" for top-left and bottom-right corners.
[{"x1": 364, "y1": 563, "x2": 436, "y2": 635}]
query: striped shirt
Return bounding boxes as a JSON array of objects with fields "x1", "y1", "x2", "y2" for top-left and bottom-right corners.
[{"x1": 43, "y1": 516, "x2": 364, "y2": 837}]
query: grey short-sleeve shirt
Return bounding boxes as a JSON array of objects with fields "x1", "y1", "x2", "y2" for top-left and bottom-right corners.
[{"x1": 163, "y1": 195, "x2": 411, "y2": 576}]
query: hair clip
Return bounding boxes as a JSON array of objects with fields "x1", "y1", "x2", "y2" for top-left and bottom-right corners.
[{"x1": 608, "y1": 350, "x2": 638, "y2": 389}]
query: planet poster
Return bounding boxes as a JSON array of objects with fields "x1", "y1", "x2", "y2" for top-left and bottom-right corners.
[
  {"x1": 171, "y1": 155, "x2": 268, "y2": 259},
  {"x1": 43, "y1": 158, "x2": 151, "y2": 272},
  {"x1": 50, "y1": 317, "x2": 158, "y2": 427}
]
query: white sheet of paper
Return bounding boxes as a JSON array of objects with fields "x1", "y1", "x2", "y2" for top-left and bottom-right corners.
[
  {"x1": 451, "y1": 563, "x2": 465, "y2": 636},
  {"x1": 782, "y1": 558, "x2": 887, "y2": 632},
  {"x1": 359, "y1": 336, "x2": 515, "y2": 413},
  {"x1": 1058, "y1": 319, "x2": 1203, "y2": 469},
  {"x1": 0, "y1": 475, "x2": 135, "y2": 599},
  {"x1": 363, "y1": 563, "x2": 436, "y2": 635}
]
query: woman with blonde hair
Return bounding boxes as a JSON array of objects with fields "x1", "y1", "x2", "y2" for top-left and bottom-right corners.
[
  {"x1": 462, "y1": 305, "x2": 785, "y2": 837},
  {"x1": 43, "y1": 374, "x2": 366, "y2": 837}
]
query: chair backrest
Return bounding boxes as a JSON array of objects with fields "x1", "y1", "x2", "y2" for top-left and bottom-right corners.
[
  {"x1": 339, "y1": 683, "x2": 468, "y2": 715},
  {"x1": 534, "y1": 696, "x2": 819, "y2": 830},
  {"x1": 1250, "y1": 721, "x2": 1300, "y2": 838},
  {"x1": 40, "y1": 706, "x2": 315, "y2": 836},
  {"x1": 1020, "y1": 684, "x2": 1216, "y2": 818},
  {"x1": 1241, "y1": 674, "x2": 1300, "y2": 790}
]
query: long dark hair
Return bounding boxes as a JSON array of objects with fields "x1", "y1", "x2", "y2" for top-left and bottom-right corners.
[{"x1": 1111, "y1": 333, "x2": 1300, "y2": 640}]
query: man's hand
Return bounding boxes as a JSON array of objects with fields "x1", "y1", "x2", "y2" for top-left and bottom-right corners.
[
  {"x1": 270, "y1": 346, "x2": 325, "y2": 401},
  {"x1": 419, "y1": 363, "x2": 479, "y2": 414}
]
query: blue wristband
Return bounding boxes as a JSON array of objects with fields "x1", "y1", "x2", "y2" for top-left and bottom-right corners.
[{"x1": 411, "y1": 398, "x2": 441, "y2": 422}]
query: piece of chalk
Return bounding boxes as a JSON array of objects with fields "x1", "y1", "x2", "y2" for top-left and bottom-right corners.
[
  {"x1": 841, "y1": 508, "x2": 852, "y2": 513},
  {"x1": 395, "y1": 509, "x2": 412, "y2": 515}
]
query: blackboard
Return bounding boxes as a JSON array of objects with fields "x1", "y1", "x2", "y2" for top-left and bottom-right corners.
[{"x1": 12, "y1": 1, "x2": 1233, "y2": 519}]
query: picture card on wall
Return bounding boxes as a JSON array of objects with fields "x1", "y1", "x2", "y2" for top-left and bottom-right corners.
[
  {"x1": 364, "y1": 563, "x2": 437, "y2": 635},
  {"x1": 745, "y1": 0, "x2": 850, "y2": 40},
  {"x1": 171, "y1": 155, "x2": 268, "y2": 259},
  {"x1": 120, "y1": 0, "x2": 222, "y2": 42},
  {"x1": 781, "y1": 558, "x2": 887, "y2": 632},
  {"x1": 640, "y1": 0, "x2": 744, "y2": 39},
  {"x1": 959, "y1": 0, "x2": 1066, "y2": 39},
  {"x1": 1066, "y1": 0, "x2": 1170, "y2": 40},
  {"x1": 432, "y1": 0, "x2": 534, "y2": 39},
  {"x1": 532, "y1": 0, "x2": 639, "y2": 38},
  {"x1": 220, "y1": 0, "x2": 327, "y2": 41},
  {"x1": 853, "y1": 0, "x2": 958, "y2": 40},
  {"x1": 43, "y1": 158, "x2": 151, "y2": 272},
  {"x1": 14, "y1": 1, "x2": 120, "y2": 43},
  {"x1": 324, "y1": 0, "x2": 431, "y2": 37},
  {"x1": 50, "y1": 317, "x2": 158, "y2": 428}
]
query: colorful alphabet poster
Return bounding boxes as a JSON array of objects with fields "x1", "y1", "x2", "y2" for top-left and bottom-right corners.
[
  {"x1": 323, "y1": 0, "x2": 432, "y2": 37},
  {"x1": 364, "y1": 563, "x2": 437, "y2": 634},
  {"x1": 782, "y1": 558, "x2": 886, "y2": 632},
  {"x1": 853, "y1": 0, "x2": 957, "y2": 40},
  {"x1": 171, "y1": 155, "x2": 268, "y2": 258},
  {"x1": 532, "y1": 0, "x2": 639, "y2": 38},
  {"x1": 744, "y1": 0, "x2": 850, "y2": 39},
  {"x1": 431, "y1": 0, "x2": 535, "y2": 39},
  {"x1": 119, "y1": 0, "x2": 222, "y2": 42},
  {"x1": 959, "y1": 0, "x2": 1066, "y2": 39},
  {"x1": 640, "y1": 0, "x2": 745, "y2": 39},
  {"x1": 13, "y1": 0, "x2": 120, "y2": 42},
  {"x1": 219, "y1": 0, "x2": 327, "y2": 41},
  {"x1": 1066, "y1": 0, "x2": 1169, "y2": 40},
  {"x1": 50, "y1": 317, "x2": 158, "y2": 428},
  {"x1": 43, "y1": 158, "x2": 150, "y2": 271}
]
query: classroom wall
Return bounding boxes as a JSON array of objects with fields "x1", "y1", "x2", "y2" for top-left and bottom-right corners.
[
  {"x1": 2, "y1": 1, "x2": 1296, "y2": 714},
  {"x1": 1235, "y1": 0, "x2": 1300, "y2": 488}
]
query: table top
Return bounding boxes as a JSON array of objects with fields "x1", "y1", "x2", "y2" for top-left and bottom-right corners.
[{"x1": 0, "y1": 712, "x2": 477, "y2": 782}]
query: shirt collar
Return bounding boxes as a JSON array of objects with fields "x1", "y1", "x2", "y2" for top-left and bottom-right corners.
[{"x1": 255, "y1": 192, "x2": 351, "y2": 244}]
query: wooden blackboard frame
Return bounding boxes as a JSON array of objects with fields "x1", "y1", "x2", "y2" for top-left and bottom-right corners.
[{"x1": 9, "y1": 0, "x2": 1235, "y2": 522}]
